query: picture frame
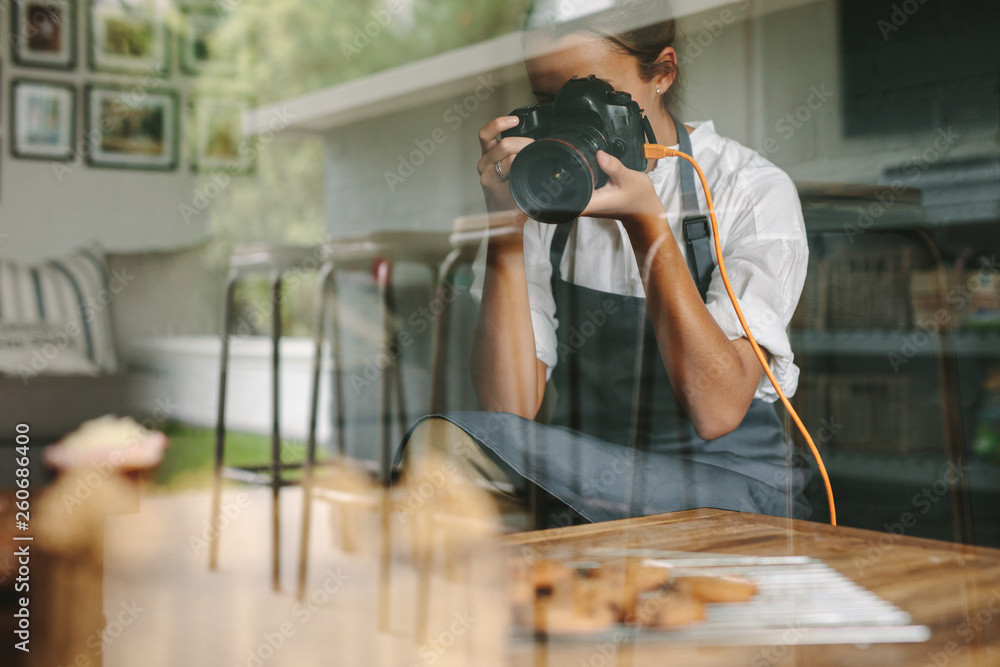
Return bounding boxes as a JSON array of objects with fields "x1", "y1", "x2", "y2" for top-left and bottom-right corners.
[
  {"x1": 11, "y1": 0, "x2": 77, "y2": 70},
  {"x1": 190, "y1": 95, "x2": 254, "y2": 173},
  {"x1": 10, "y1": 79, "x2": 76, "y2": 161},
  {"x1": 85, "y1": 84, "x2": 178, "y2": 170},
  {"x1": 179, "y1": 5, "x2": 236, "y2": 77},
  {"x1": 88, "y1": 0, "x2": 169, "y2": 74}
]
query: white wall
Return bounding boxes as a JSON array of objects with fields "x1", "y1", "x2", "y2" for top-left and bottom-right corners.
[
  {"x1": 323, "y1": 78, "x2": 532, "y2": 237},
  {"x1": 0, "y1": 2, "x2": 212, "y2": 263}
]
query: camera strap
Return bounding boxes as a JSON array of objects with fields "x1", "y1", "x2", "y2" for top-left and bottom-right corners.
[{"x1": 673, "y1": 115, "x2": 714, "y2": 303}]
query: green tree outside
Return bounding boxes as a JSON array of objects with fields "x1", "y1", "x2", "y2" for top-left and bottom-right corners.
[{"x1": 199, "y1": 0, "x2": 530, "y2": 253}]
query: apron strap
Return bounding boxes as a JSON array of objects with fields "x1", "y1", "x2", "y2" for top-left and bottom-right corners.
[
  {"x1": 549, "y1": 219, "x2": 573, "y2": 293},
  {"x1": 673, "y1": 116, "x2": 715, "y2": 303}
]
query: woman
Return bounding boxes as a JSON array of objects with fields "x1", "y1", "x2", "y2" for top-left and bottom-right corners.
[{"x1": 402, "y1": 0, "x2": 813, "y2": 525}]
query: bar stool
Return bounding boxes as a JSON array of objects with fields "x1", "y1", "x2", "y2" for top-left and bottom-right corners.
[
  {"x1": 428, "y1": 215, "x2": 492, "y2": 413},
  {"x1": 209, "y1": 243, "x2": 323, "y2": 591},
  {"x1": 296, "y1": 230, "x2": 452, "y2": 600}
]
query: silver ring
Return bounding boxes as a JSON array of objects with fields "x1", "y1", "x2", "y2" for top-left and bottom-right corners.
[{"x1": 495, "y1": 160, "x2": 508, "y2": 181}]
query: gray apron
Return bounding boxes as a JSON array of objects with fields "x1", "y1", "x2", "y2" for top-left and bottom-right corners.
[{"x1": 399, "y1": 119, "x2": 812, "y2": 523}]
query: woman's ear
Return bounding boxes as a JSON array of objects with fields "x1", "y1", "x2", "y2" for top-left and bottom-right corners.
[{"x1": 653, "y1": 46, "x2": 679, "y2": 92}]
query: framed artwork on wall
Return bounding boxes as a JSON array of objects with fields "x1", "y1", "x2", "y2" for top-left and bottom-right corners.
[
  {"x1": 89, "y1": 0, "x2": 169, "y2": 74},
  {"x1": 10, "y1": 79, "x2": 76, "y2": 160},
  {"x1": 180, "y1": 5, "x2": 236, "y2": 76},
  {"x1": 11, "y1": 0, "x2": 77, "y2": 70},
  {"x1": 190, "y1": 95, "x2": 253, "y2": 173},
  {"x1": 85, "y1": 84, "x2": 178, "y2": 170}
]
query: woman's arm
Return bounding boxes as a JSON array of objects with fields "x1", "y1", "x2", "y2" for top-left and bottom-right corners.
[
  {"x1": 470, "y1": 117, "x2": 549, "y2": 419},
  {"x1": 625, "y1": 215, "x2": 766, "y2": 440},
  {"x1": 470, "y1": 227, "x2": 549, "y2": 418},
  {"x1": 584, "y1": 151, "x2": 766, "y2": 440}
]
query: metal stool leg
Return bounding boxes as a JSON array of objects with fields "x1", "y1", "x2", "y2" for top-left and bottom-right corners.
[
  {"x1": 391, "y1": 271, "x2": 415, "y2": 462},
  {"x1": 269, "y1": 271, "x2": 284, "y2": 591},
  {"x1": 374, "y1": 258, "x2": 394, "y2": 634},
  {"x1": 331, "y1": 269, "x2": 346, "y2": 462},
  {"x1": 210, "y1": 270, "x2": 238, "y2": 570},
  {"x1": 429, "y1": 250, "x2": 463, "y2": 413},
  {"x1": 375, "y1": 258, "x2": 394, "y2": 487},
  {"x1": 298, "y1": 260, "x2": 336, "y2": 600}
]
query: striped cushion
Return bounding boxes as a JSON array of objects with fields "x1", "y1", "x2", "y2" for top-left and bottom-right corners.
[{"x1": 0, "y1": 245, "x2": 120, "y2": 376}]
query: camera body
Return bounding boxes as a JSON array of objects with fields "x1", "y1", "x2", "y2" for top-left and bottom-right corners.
[{"x1": 500, "y1": 75, "x2": 655, "y2": 223}]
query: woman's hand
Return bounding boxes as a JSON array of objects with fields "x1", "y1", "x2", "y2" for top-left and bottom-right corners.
[
  {"x1": 582, "y1": 151, "x2": 666, "y2": 225},
  {"x1": 477, "y1": 117, "x2": 534, "y2": 221}
]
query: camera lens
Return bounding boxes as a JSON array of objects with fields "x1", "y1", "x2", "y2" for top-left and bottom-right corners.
[{"x1": 508, "y1": 126, "x2": 607, "y2": 224}]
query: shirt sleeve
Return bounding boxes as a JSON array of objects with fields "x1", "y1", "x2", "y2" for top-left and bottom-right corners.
[
  {"x1": 702, "y1": 167, "x2": 808, "y2": 402},
  {"x1": 468, "y1": 222, "x2": 559, "y2": 381}
]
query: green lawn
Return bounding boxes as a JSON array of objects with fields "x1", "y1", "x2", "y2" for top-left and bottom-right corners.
[{"x1": 155, "y1": 422, "x2": 307, "y2": 491}]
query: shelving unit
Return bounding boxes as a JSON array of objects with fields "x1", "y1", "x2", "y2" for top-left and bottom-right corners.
[
  {"x1": 792, "y1": 181, "x2": 999, "y2": 546},
  {"x1": 791, "y1": 329, "x2": 1000, "y2": 358},
  {"x1": 820, "y1": 450, "x2": 1000, "y2": 495}
]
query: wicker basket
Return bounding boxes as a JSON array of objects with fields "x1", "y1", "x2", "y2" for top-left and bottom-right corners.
[
  {"x1": 827, "y1": 247, "x2": 913, "y2": 329},
  {"x1": 910, "y1": 269, "x2": 969, "y2": 330},
  {"x1": 826, "y1": 375, "x2": 909, "y2": 454},
  {"x1": 790, "y1": 257, "x2": 828, "y2": 330}
]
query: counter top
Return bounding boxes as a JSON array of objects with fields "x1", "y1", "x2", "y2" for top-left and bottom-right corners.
[{"x1": 505, "y1": 508, "x2": 1000, "y2": 666}]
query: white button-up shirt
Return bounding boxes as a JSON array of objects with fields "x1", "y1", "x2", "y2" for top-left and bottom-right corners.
[{"x1": 471, "y1": 121, "x2": 808, "y2": 402}]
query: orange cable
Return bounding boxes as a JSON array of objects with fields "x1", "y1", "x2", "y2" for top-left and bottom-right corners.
[{"x1": 644, "y1": 143, "x2": 837, "y2": 525}]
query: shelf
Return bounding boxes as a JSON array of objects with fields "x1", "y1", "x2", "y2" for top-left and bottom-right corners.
[
  {"x1": 820, "y1": 450, "x2": 1000, "y2": 495},
  {"x1": 790, "y1": 328, "x2": 1000, "y2": 357}
]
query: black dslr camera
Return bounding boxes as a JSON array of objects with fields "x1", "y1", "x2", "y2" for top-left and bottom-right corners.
[{"x1": 501, "y1": 75, "x2": 656, "y2": 224}]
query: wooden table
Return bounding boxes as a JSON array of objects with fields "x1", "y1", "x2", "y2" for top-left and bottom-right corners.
[
  {"x1": 11, "y1": 485, "x2": 997, "y2": 666},
  {"x1": 505, "y1": 509, "x2": 1000, "y2": 666}
]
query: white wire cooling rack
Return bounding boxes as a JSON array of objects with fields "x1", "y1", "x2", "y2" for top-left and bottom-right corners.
[{"x1": 513, "y1": 548, "x2": 931, "y2": 647}]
